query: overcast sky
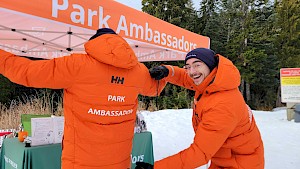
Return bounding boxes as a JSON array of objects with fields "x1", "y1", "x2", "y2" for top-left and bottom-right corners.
[{"x1": 114, "y1": 0, "x2": 201, "y2": 11}]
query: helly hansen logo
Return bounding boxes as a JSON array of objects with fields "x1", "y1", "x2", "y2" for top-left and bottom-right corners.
[{"x1": 111, "y1": 76, "x2": 124, "y2": 84}]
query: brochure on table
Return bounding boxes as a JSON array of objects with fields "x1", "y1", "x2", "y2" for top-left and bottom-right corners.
[
  {"x1": 31, "y1": 116, "x2": 64, "y2": 146},
  {"x1": 21, "y1": 114, "x2": 51, "y2": 136}
]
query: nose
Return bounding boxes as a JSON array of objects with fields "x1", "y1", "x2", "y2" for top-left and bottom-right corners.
[{"x1": 188, "y1": 69, "x2": 197, "y2": 77}]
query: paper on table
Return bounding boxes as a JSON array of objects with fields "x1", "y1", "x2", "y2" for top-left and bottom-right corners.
[
  {"x1": 30, "y1": 116, "x2": 64, "y2": 146},
  {"x1": 52, "y1": 116, "x2": 64, "y2": 143},
  {"x1": 31, "y1": 117, "x2": 54, "y2": 146}
]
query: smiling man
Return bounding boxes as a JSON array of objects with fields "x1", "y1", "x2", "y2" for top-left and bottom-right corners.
[{"x1": 149, "y1": 48, "x2": 264, "y2": 169}]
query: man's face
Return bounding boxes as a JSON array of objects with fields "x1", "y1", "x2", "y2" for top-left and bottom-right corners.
[{"x1": 184, "y1": 58, "x2": 211, "y2": 85}]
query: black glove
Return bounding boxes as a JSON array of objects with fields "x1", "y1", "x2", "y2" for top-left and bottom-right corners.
[
  {"x1": 149, "y1": 66, "x2": 169, "y2": 80},
  {"x1": 135, "y1": 162, "x2": 153, "y2": 169}
]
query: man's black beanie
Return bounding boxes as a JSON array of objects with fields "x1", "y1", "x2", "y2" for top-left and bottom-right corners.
[
  {"x1": 89, "y1": 28, "x2": 117, "y2": 40},
  {"x1": 184, "y1": 48, "x2": 218, "y2": 71}
]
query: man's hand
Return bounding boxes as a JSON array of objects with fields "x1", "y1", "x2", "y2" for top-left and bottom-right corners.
[
  {"x1": 135, "y1": 162, "x2": 153, "y2": 169},
  {"x1": 149, "y1": 66, "x2": 169, "y2": 80}
]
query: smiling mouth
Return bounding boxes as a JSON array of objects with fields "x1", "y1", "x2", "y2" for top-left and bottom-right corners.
[{"x1": 193, "y1": 75, "x2": 201, "y2": 80}]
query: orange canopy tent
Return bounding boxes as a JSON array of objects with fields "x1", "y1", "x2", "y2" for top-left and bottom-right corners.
[{"x1": 0, "y1": 0, "x2": 210, "y2": 62}]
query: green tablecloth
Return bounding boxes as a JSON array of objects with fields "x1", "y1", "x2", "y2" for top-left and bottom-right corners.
[
  {"x1": 131, "y1": 131, "x2": 154, "y2": 168},
  {"x1": 0, "y1": 138, "x2": 62, "y2": 169},
  {"x1": 0, "y1": 132, "x2": 154, "y2": 169}
]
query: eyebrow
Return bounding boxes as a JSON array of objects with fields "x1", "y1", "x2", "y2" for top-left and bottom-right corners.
[
  {"x1": 193, "y1": 60, "x2": 202, "y2": 64},
  {"x1": 185, "y1": 60, "x2": 202, "y2": 66}
]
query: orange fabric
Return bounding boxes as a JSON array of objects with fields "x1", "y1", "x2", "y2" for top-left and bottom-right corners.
[
  {"x1": 0, "y1": 34, "x2": 166, "y2": 169},
  {"x1": 155, "y1": 55, "x2": 264, "y2": 169}
]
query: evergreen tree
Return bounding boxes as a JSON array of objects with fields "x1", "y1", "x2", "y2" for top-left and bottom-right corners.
[
  {"x1": 246, "y1": 1, "x2": 280, "y2": 108},
  {"x1": 215, "y1": 0, "x2": 280, "y2": 109},
  {"x1": 142, "y1": 0, "x2": 197, "y2": 31},
  {"x1": 198, "y1": 0, "x2": 218, "y2": 34},
  {"x1": 271, "y1": 0, "x2": 300, "y2": 107},
  {"x1": 141, "y1": 0, "x2": 197, "y2": 110},
  {"x1": 199, "y1": 0, "x2": 227, "y2": 53},
  {"x1": 274, "y1": 0, "x2": 300, "y2": 68}
]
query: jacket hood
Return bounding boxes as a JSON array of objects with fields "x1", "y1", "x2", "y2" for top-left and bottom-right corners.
[
  {"x1": 84, "y1": 34, "x2": 138, "y2": 69},
  {"x1": 206, "y1": 54, "x2": 241, "y2": 93}
]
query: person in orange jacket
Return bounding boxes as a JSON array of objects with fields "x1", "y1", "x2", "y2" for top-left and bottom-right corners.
[
  {"x1": 0, "y1": 28, "x2": 165, "y2": 169},
  {"x1": 149, "y1": 48, "x2": 264, "y2": 169}
]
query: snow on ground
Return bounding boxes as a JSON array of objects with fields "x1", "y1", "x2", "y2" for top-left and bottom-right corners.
[{"x1": 141, "y1": 108, "x2": 300, "y2": 169}]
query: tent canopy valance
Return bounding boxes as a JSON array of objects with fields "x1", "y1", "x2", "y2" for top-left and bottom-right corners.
[{"x1": 0, "y1": 0, "x2": 210, "y2": 62}]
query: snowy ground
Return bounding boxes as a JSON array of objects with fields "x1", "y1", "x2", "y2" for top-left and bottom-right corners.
[{"x1": 141, "y1": 108, "x2": 300, "y2": 169}]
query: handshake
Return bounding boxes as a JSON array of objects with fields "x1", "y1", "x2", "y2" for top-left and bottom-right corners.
[
  {"x1": 135, "y1": 162, "x2": 153, "y2": 169},
  {"x1": 149, "y1": 66, "x2": 169, "y2": 80}
]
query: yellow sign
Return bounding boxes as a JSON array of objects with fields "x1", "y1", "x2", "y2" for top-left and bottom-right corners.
[{"x1": 280, "y1": 68, "x2": 300, "y2": 103}]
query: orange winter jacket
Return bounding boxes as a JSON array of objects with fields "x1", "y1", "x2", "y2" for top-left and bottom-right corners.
[
  {"x1": 155, "y1": 55, "x2": 264, "y2": 169},
  {"x1": 0, "y1": 34, "x2": 165, "y2": 169}
]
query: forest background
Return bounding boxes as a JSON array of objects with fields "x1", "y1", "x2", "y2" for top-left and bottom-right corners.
[{"x1": 0, "y1": 0, "x2": 299, "y2": 113}]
